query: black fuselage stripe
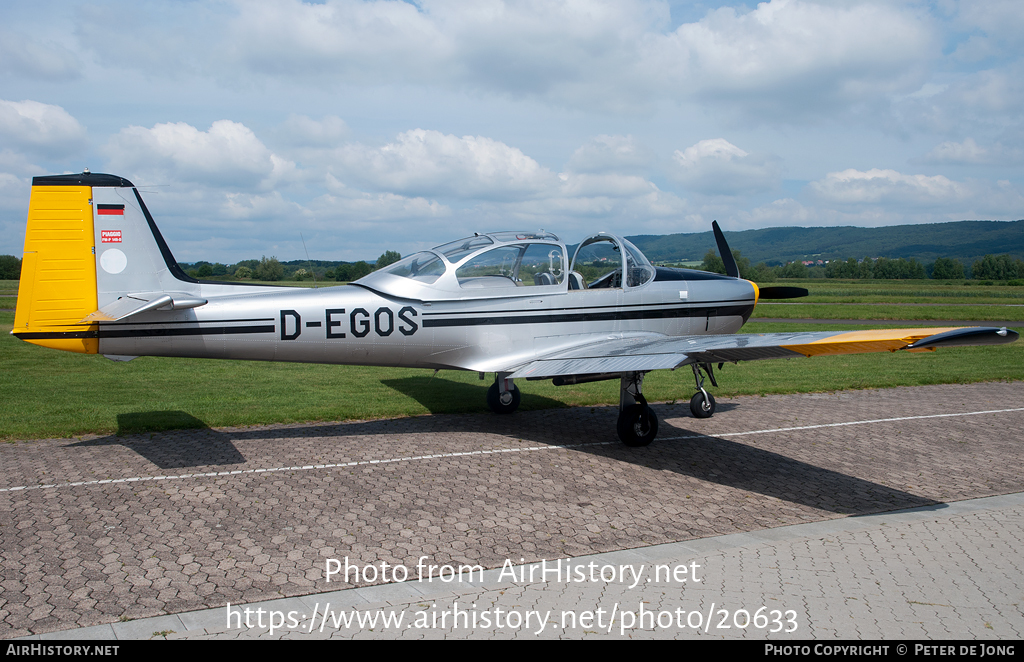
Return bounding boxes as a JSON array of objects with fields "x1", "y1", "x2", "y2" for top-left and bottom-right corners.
[
  {"x1": 422, "y1": 305, "x2": 754, "y2": 328},
  {"x1": 14, "y1": 331, "x2": 100, "y2": 340},
  {"x1": 99, "y1": 325, "x2": 276, "y2": 338},
  {"x1": 15, "y1": 325, "x2": 275, "y2": 340},
  {"x1": 99, "y1": 317, "x2": 275, "y2": 326},
  {"x1": 420, "y1": 299, "x2": 756, "y2": 316}
]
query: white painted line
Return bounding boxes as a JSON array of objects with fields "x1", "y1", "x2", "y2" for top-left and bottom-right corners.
[
  {"x1": 2, "y1": 407, "x2": 1021, "y2": 494},
  {"x1": 0, "y1": 442, "x2": 614, "y2": 494},
  {"x1": 659, "y1": 406, "x2": 1024, "y2": 441}
]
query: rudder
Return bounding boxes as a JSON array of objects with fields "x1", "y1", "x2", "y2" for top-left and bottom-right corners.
[{"x1": 14, "y1": 177, "x2": 106, "y2": 353}]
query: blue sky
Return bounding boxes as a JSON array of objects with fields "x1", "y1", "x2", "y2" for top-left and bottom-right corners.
[{"x1": 1, "y1": 0, "x2": 1022, "y2": 263}]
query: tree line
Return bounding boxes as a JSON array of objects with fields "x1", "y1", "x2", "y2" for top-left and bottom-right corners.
[
  {"x1": 697, "y1": 250, "x2": 1024, "y2": 283},
  {"x1": 2, "y1": 248, "x2": 1023, "y2": 284},
  {"x1": 0, "y1": 251, "x2": 404, "y2": 283},
  {"x1": 178, "y1": 250, "x2": 403, "y2": 282}
]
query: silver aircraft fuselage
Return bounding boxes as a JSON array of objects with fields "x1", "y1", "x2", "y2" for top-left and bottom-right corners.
[{"x1": 96, "y1": 262, "x2": 755, "y2": 373}]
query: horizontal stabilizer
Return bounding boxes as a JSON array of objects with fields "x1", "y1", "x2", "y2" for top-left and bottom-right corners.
[{"x1": 81, "y1": 292, "x2": 207, "y2": 323}]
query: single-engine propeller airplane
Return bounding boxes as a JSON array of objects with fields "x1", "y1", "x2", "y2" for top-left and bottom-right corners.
[{"x1": 13, "y1": 172, "x2": 1020, "y2": 446}]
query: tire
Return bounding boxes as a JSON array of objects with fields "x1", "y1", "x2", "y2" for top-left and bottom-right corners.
[
  {"x1": 487, "y1": 381, "x2": 521, "y2": 414},
  {"x1": 690, "y1": 391, "x2": 716, "y2": 418},
  {"x1": 616, "y1": 404, "x2": 659, "y2": 447}
]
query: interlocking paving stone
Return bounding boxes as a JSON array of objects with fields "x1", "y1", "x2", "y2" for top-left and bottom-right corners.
[
  {"x1": 24, "y1": 495, "x2": 1024, "y2": 640},
  {"x1": 2, "y1": 381, "x2": 1022, "y2": 638}
]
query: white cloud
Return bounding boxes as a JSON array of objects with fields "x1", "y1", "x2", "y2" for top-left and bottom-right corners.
[
  {"x1": 335, "y1": 129, "x2": 558, "y2": 199},
  {"x1": 226, "y1": 0, "x2": 451, "y2": 82},
  {"x1": 0, "y1": 99, "x2": 87, "y2": 157},
  {"x1": 894, "y1": 61, "x2": 1024, "y2": 135},
  {"x1": 644, "y1": 0, "x2": 936, "y2": 113},
  {"x1": 72, "y1": 0, "x2": 938, "y2": 116},
  {"x1": 327, "y1": 129, "x2": 683, "y2": 233},
  {"x1": 672, "y1": 138, "x2": 781, "y2": 196},
  {"x1": 104, "y1": 120, "x2": 295, "y2": 188},
  {"x1": 321, "y1": 173, "x2": 449, "y2": 220},
  {"x1": 809, "y1": 168, "x2": 981, "y2": 209},
  {"x1": 85, "y1": 122, "x2": 698, "y2": 260}
]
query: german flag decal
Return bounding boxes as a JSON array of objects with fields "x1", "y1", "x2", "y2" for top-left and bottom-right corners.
[{"x1": 97, "y1": 204, "x2": 125, "y2": 215}]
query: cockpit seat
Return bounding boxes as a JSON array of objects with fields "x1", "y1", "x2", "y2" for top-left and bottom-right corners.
[
  {"x1": 533, "y1": 272, "x2": 555, "y2": 286},
  {"x1": 568, "y1": 271, "x2": 587, "y2": 290}
]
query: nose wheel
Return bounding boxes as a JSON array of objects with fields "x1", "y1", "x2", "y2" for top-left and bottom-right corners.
[
  {"x1": 689, "y1": 363, "x2": 717, "y2": 418},
  {"x1": 689, "y1": 390, "x2": 716, "y2": 418}
]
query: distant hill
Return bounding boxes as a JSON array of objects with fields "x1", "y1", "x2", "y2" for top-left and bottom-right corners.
[{"x1": 626, "y1": 220, "x2": 1024, "y2": 266}]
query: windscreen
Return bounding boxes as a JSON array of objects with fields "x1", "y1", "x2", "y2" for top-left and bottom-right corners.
[{"x1": 381, "y1": 252, "x2": 447, "y2": 284}]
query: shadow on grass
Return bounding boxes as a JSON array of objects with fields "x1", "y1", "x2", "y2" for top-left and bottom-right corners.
[
  {"x1": 381, "y1": 375, "x2": 565, "y2": 414},
  {"x1": 70, "y1": 411, "x2": 246, "y2": 469},
  {"x1": 116, "y1": 411, "x2": 209, "y2": 435}
]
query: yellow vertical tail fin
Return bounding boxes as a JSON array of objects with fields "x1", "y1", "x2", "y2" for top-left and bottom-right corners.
[{"x1": 13, "y1": 173, "x2": 131, "y2": 353}]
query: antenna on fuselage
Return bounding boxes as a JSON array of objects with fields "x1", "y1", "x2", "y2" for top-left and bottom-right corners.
[{"x1": 300, "y1": 232, "x2": 317, "y2": 289}]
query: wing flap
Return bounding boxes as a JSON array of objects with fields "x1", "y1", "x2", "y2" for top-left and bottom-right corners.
[{"x1": 510, "y1": 353, "x2": 686, "y2": 379}]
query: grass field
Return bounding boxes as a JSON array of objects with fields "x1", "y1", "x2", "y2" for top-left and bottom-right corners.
[
  {"x1": 753, "y1": 303, "x2": 1024, "y2": 321},
  {"x1": 0, "y1": 279, "x2": 17, "y2": 310},
  {"x1": 763, "y1": 279, "x2": 1024, "y2": 304},
  {"x1": 2, "y1": 279, "x2": 1022, "y2": 439}
]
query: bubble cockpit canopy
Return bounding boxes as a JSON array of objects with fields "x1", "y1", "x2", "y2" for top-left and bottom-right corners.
[{"x1": 356, "y1": 230, "x2": 653, "y2": 301}]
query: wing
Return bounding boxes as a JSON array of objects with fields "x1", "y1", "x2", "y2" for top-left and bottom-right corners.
[{"x1": 508, "y1": 326, "x2": 1019, "y2": 379}]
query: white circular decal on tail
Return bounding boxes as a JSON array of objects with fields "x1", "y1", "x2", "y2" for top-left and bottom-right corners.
[{"x1": 100, "y1": 248, "x2": 127, "y2": 274}]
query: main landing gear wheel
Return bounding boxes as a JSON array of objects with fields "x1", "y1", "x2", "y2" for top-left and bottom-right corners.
[
  {"x1": 616, "y1": 404, "x2": 659, "y2": 447},
  {"x1": 487, "y1": 381, "x2": 521, "y2": 414},
  {"x1": 690, "y1": 391, "x2": 716, "y2": 418}
]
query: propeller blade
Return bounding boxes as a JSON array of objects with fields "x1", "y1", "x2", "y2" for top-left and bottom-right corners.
[
  {"x1": 712, "y1": 220, "x2": 740, "y2": 278},
  {"x1": 757, "y1": 286, "x2": 809, "y2": 300}
]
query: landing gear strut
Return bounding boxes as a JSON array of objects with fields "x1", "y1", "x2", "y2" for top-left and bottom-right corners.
[
  {"x1": 689, "y1": 363, "x2": 716, "y2": 418},
  {"x1": 487, "y1": 373, "x2": 521, "y2": 414},
  {"x1": 616, "y1": 372, "x2": 658, "y2": 447}
]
